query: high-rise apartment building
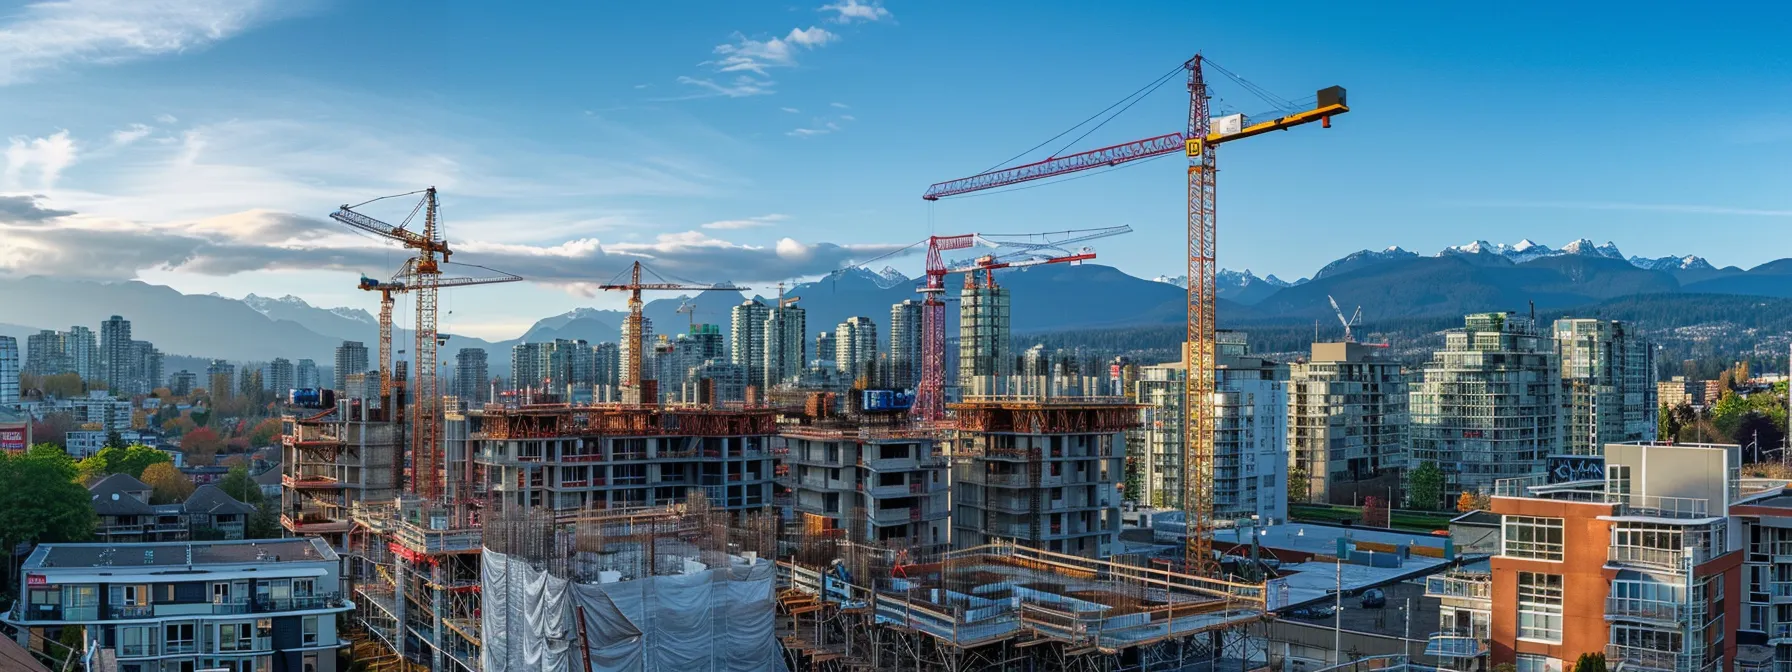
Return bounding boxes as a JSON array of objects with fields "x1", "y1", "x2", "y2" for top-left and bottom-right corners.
[
  {"x1": 1287, "y1": 342, "x2": 1409, "y2": 504},
  {"x1": 765, "y1": 302, "x2": 805, "y2": 390},
  {"x1": 1554, "y1": 319, "x2": 1657, "y2": 455},
  {"x1": 834, "y1": 316, "x2": 878, "y2": 385},
  {"x1": 267, "y1": 358, "x2": 295, "y2": 396},
  {"x1": 24, "y1": 330, "x2": 66, "y2": 377},
  {"x1": 207, "y1": 360, "x2": 237, "y2": 400},
  {"x1": 454, "y1": 348, "x2": 489, "y2": 403},
  {"x1": 813, "y1": 332, "x2": 836, "y2": 368},
  {"x1": 593, "y1": 342, "x2": 621, "y2": 391},
  {"x1": 511, "y1": 342, "x2": 549, "y2": 391},
  {"x1": 296, "y1": 358, "x2": 319, "y2": 389},
  {"x1": 889, "y1": 299, "x2": 924, "y2": 389},
  {"x1": 0, "y1": 336, "x2": 17, "y2": 404},
  {"x1": 1130, "y1": 333, "x2": 1287, "y2": 522},
  {"x1": 958, "y1": 268, "x2": 1012, "y2": 386},
  {"x1": 65, "y1": 326, "x2": 96, "y2": 380},
  {"x1": 132, "y1": 341, "x2": 161, "y2": 394},
  {"x1": 730, "y1": 299, "x2": 770, "y2": 390},
  {"x1": 334, "y1": 341, "x2": 368, "y2": 393},
  {"x1": 99, "y1": 315, "x2": 132, "y2": 392},
  {"x1": 1410, "y1": 312, "x2": 1562, "y2": 501},
  {"x1": 170, "y1": 370, "x2": 197, "y2": 396}
]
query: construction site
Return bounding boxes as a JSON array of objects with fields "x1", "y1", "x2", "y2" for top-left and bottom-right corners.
[{"x1": 271, "y1": 52, "x2": 1349, "y2": 671}]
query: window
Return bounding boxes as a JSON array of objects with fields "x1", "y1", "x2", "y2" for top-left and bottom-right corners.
[
  {"x1": 292, "y1": 578, "x2": 314, "y2": 598},
  {"x1": 64, "y1": 585, "x2": 98, "y2": 621},
  {"x1": 1517, "y1": 572, "x2": 1564, "y2": 642},
  {"x1": 219, "y1": 621, "x2": 254, "y2": 652},
  {"x1": 111, "y1": 584, "x2": 148, "y2": 606},
  {"x1": 302, "y1": 616, "x2": 319, "y2": 646},
  {"x1": 118, "y1": 625, "x2": 153, "y2": 657},
  {"x1": 1504, "y1": 516, "x2": 1565, "y2": 560},
  {"x1": 1608, "y1": 464, "x2": 1632, "y2": 496},
  {"x1": 212, "y1": 582, "x2": 231, "y2": 604},
  {"x1": 163, "y1": 622, "x2": 195, "y2": 654},
  {"x1": 1515, "y1": 654, "x2": 1562, "y2": 672}
]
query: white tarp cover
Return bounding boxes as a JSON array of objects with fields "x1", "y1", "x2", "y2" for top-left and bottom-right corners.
[{"x1": 481, "y1": 548, "x2": 787, "y2": 672}]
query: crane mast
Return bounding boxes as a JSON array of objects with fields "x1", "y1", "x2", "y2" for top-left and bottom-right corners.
[
  {"x1": 597, "y1": 261, "x2": 745, "y2": 405},
  {"x1": 1184, "y1": 55, "x2": 1220, "y2": 576}
]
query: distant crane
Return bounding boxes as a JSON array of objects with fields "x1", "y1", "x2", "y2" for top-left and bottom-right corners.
[
  {"x1": 597, "y1": 261, "x2": 745, "y2": 404},
  {"x1": 331, "y1": 187, "x2": 521, "y2": 502},
  {"x1": 1328, "y1": 295, "x2": 1362, "y2": 343},
  {"x1": 843, "y1": 226, "x2": 1130, "y2": 422},
  {"x1": 922, "y1": 55, "x2": 1348, "y2": 576},
  {"x1": 675, "y1": 299, "x2": 699, "y2": 331}
]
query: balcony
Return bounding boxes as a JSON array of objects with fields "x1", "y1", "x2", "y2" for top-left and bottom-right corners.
[
  {"x1": 282, "y1": 513, "x2": 352, "y2": 534},
  {"x1": 283, "y1": 474, "x2": 345, "y2": 490},
  {"x1": 864, "y1": 482, "x2": 912, "y2": 498},
  {"x1": 1425, "y1": 574, "x2": 1491, "y2": 601},
  {"x1": 1424, "y1": 631, "x2": 1488, "y2": 659},
  {"x1": 870, "y1": 508, "x2": 912, "y2": 525},
  {"x1": 1605, "y1": 597, "x2": 1685, "y2": 625},
  {"x1": 1605, "y1": 645, "x2": 1706, "y2": 672},
  {"x1": 1608, "y1": 545, "x2": 1700, "y2": 571}
]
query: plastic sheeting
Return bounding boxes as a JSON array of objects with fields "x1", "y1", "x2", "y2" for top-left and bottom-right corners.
[{"x1": 482, "y1": 548, "x2": 787, "y2": 672}]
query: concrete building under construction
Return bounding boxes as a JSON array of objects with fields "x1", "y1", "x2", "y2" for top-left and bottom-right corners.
[
  {"x1": 280, "y1": 396, "x2": 401, "y2": 552},
  {"x1": 776, "y1": 532, "x2": 1272, "y2": 672},
  {"x1": 780, "y1": 392, "x2": 951, "y2": 549},
  {"x1": 950, "y1": 375, "x2": 1137, "y2": 558}
]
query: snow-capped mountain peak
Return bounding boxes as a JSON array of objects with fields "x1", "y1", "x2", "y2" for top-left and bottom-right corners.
[
  {"x1": 1443, "y1": 240, "x2": 1497, "y2": 255},
  {"x1": 875, "y1": 266, "x2": 910, "y2": 289}
]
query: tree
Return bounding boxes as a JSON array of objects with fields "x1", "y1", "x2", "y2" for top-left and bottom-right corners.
[
  {"x1": 246, "y1": 418, "x2": 282, "y2": 448},
  {"x1": 1738, "y1": 412, "x2": 1785, "y2": 461},
  {"x1": 56, "y1": 624, "x2": 86, "y2": 668},
  {"x1": 30, "y1": 412, "x2": 75, "y2": 448},
  {"x1": 1457, "y1": 491, "x2": 1478, "y2": 512},
  {"x1": 1362, "y1": 495, "x2": 1389, "y2": 527},
  {"x1": 1659, "y1": 405, "x2": 1682, "y2": 441},
  {"x1": 182, "y1": 427, "x2": 224, "y2": 464},
  {"x1": 191, "y1": 409, "x2": 211, "y2": 428},
  {"x1": 1407, "y1": 462, "x2": 1445, "y2": 511},
  {"x1": 219, "y1": 465, "x2": 280, "y2": 539},
  {"x1": 1572, "y1": 652, "x2": 1609, "y2": 672},
  {"x1": 0, "y1": 447, "x2": 95, "y2": 592},
  {"x1": 141, "y1": 463, "x2": 194, "y2": 504},
  {"x1": 104, "y1": 431, "x2": 127, "y2": 451},
  {"x1": 78, "y1": 444, "x2": 171, "y2": 480},
  {"x1": 221, "y1": 454, "x2": 247, "y2": 468},
  {"x1": 1287, "y1": 466, "x2": 1311, "y2": 505}
]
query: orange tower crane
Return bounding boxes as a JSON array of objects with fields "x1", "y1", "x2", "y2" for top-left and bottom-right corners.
[
  {"x1": 597, "y1": 261, "x2": 745, "y2": 405},
  {"x1": 922, "y1": 56, "x2": 1348, "y2": 576},
  {"x1": 331, "y1": 187, "x2": 521, "y2": 501}
]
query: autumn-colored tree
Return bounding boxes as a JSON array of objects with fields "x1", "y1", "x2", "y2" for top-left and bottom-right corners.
[
  {"x1": 226, "y1": 437, "x2": 250, "y2": 452},
  {"x1": 75, "y1": 444, "x2": 171, "y2": 483},
  {"x1": 182, "y1": 427, "x2": 225, "y2": 464},
  {"x1": 141, "y1": 462, "x2": 194, "y2": 504},
  {"x1": 221, "y1": 454, "x2": 247, "y2": 468},
  {"x1": 1457, "y1": 491, "x2": 1477, "y2": 512},
  {"x1": 1362, "y1": 496, "x2": 1390, "y2": 527},
  {"x1": 30, "y1": 412, "x2": 75, "y2": 448},
  {"x1": 246, "y1": 418, "x2": 282, "y2": 447}
]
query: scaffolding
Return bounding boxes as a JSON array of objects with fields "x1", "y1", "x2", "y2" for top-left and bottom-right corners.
[{"x1": 776, "y1": 528, "x2": 1271, "y2": 672}]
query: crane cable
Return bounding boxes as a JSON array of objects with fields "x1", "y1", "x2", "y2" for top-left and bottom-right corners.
[{"x1": 975, "y1": 61, "x2": 1186, "y2": 176}]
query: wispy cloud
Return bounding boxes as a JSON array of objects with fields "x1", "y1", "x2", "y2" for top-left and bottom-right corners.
[
  {"x1": 3, "y1": 130, "x2": 77, "y2": 190},
  {"x1": 1459, "y1": 200, "x2": 1792, "y2": 217},
  {"x1": 788, "y1": 120, "x2": 841, "y2": 137},
  {"x1": 780, "y1": 107, "x2": 801, "y2": 113},
  {"x1": 819, "y1": 0, "x2": 892, "y2": 24},
  {"x1": 0, "y1": 0, "x2": 292, "y2": 85},
  {"x1": 830, "y1": 102, "x2": 850, "y2": 109},
  {"x1": 674, "y1": 75, "x2": 776, "y2": 99},
  {"x1": 702, "y1": 214, "x2": 789, "y2": 230},
  {"x1": 110, "y1": 123, "x2": 152, "y2": 146}
]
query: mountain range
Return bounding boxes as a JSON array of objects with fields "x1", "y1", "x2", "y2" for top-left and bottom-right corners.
[{"x1": 0, "y1": 236, "x2": 1784, "y2": 379}]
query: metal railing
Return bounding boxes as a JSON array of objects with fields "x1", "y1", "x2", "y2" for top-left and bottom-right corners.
[
  {"x1": 1608, "y1": 545, "x2": 1698, "y2": 571},
  {"x1": 1605, "y1": 644, "x2": 1713, "y2": 672},
  {"x1": 1425, "y1": 574, "x2": 1491, "y2": 600},
  {"x1": 1604, "y1": 596, "x2": 1685, "y2": 623}
]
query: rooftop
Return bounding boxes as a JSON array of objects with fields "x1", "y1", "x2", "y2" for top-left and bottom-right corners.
[{"x1": 26, "y1": 538, "x2": 335, "y2": 570}]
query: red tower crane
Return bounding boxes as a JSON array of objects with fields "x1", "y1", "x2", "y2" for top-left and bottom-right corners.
[
  {"x1": 848, "y1": 226, "x2": 1130, "y2": 422},
  {"x1": 331, "y1": 187, "x2": 521, "y2": 502},
  {"x1": 597, "y1": 261, "x2": 745, "y2": 405},
  {"x1": 921, "y1": 56, "x2": 1348, "y2": 576}
]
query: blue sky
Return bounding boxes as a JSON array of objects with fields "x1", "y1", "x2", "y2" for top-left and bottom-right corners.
[{"x1": 1, "y1": 0, "x2": 1788, "y2": 339}]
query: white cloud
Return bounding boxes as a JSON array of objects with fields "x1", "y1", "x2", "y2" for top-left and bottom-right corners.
[
  {"x1": 780, "y1": 107, "x2": 801, "y2": 113},
  {"x1": 633, "y1": 83, "x2": 649, "y2": 89},
  {"x1": 707, "y1": 26, "x2": 838, "y2": 76},
  {"x1": 154, "y1": 113, "x2": 178, "y2": 124},
  {"x1": 830, "y1": 102, "x2": 850, "y2": 109},
  {"x1": 819, "y1": 0, "x2": 892, "y2": 24},
  {"x1": 675, "y1": 75, "x2": 775, "y2": 98},
  {"x1": 4, "y1": 130, "x2": 77, "y2": 189},
  {"x1": 110, "y1": 123, "x2": 151, "y2": 146},
  {"x1": 787, "y1": 121, "x2": 841, "y2": 137},
  {"x1": 0, "y1": 0, "x2": 291, "y2": 85},
  {"x1": 702, "y1": 214, "x2": 789, "y2": 230},
  {"x1": 839, "y1": 114, "x2": 855, "y2": 121}
]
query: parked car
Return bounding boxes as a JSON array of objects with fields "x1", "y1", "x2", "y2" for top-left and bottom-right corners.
[
  {"x1": 1288, "y1": 605, "x2": 1337, "y2": 620},
  {"x1": 1360, "y1": 588, "x2": 1387, "y2": 608}
]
